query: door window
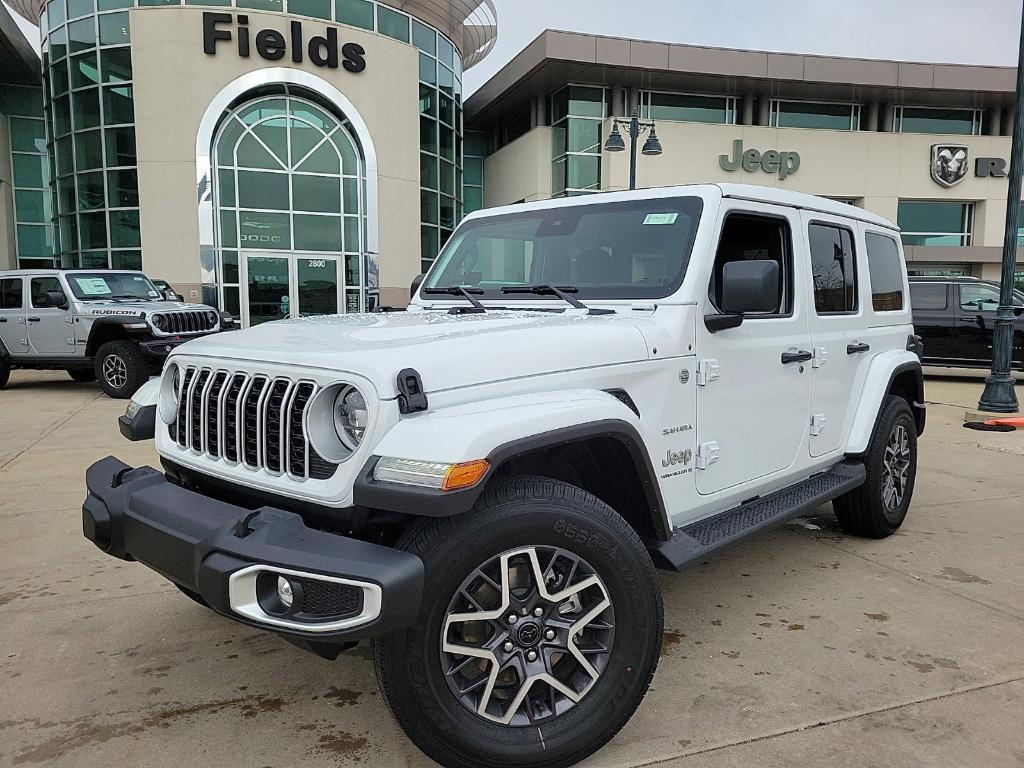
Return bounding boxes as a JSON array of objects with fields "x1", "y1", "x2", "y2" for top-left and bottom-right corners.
[
  {"x1": 865, "y1": 233, "x2": 905, "y2": 311},
  {"x1": 808, "y1": 223, "x2": 858, "y2": 314},
  {"x1": 709, "y1": 213, "x2": 792, "y2": 316},
  {"x1": 0, "y1": 279, "x2": 23, "y2": 309},
  {"x1": 910, "y1": 283, "x2": 947, "y2": 310},
  {"x1": 960, "y1": 283, "x2": 1024, "y2": 310},
  {"x1": 30, "y1": 277, "x2": 62, "y2": 307}
]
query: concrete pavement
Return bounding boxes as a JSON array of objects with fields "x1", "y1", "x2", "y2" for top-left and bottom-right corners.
[{"x1": 1, "y1": 371, "x2": 1023, "y2": 767}]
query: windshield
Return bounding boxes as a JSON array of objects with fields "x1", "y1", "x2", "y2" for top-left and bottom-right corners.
[
  {"x1": 423, "y1": 197, "x2": 703, "y2": 300},
  {"x1": 66, "y1": 272, "x2": 163, "y2": 301}
]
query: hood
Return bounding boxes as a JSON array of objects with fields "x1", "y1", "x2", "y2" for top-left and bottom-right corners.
[
  {"x1": 74, "y1": 300, "x2": 213, "y2": 317},
  {"x1": 173, "y1": 310, "x2": 652, "y2": 398}
]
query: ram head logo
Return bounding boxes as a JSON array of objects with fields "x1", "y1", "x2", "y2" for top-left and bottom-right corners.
[{"x1": 931, "y1": 145, "x2": 969, "y2": 188}]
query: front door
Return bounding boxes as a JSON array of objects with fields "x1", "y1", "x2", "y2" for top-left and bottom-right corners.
[
  {"x1": 954, "y1": 282, "x2": 1024, "y2": 366},
  {"x1": 801, "y1": 212, "x2": 866, "y2": 458},
  {"x1": 242, "y1": 252, "x2": 341, "y2": 326},
  {"x1": 695, "y1": 203, "x2": 812, "y2": 495},
  {"x1": 0, "y1": 277, "x2": 28, "y2": 354},
  {"x1": 27, "y1": 276, "x2": 74, "y2": 356}
]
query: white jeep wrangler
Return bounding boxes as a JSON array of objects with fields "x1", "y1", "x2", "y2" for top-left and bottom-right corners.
[{"x1": 83, "y1": 184, "x2": 924, "y2": 768}]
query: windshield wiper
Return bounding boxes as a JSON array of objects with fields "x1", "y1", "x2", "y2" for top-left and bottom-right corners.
[
  {"x1": 422, "y1": 286, "x2": 487, "y2": 313},
  {"x1": 501, "y1": 285, "x2": 613, "y2": 315}
]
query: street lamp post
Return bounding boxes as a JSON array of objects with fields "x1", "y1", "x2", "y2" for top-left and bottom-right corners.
[
  {"x1": 604, "y1": 107, "x2": 663, "y2": 190},
  {"x1": 979, "y1": 9, "x2": 1024, "y2": 413}
]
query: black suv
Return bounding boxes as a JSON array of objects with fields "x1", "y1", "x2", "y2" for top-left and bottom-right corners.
[{"x1": 909, "y1": 276, "x2": 1024, "y2": 370}]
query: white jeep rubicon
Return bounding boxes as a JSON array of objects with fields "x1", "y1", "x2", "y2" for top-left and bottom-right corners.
[{"x1": 83, "y1": 184, "x2": 924, "y2": 768}]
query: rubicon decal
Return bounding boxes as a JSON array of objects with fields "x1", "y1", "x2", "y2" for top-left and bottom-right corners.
[{"x1": 203, "y1": 12, "x2": 367, "y2": 72}]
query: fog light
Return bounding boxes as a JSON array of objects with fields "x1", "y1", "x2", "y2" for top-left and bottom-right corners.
[{"x1": 277, "y1": 576, "x2": 294, "y2": 609}]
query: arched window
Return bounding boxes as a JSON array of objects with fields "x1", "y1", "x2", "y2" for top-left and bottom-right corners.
[{"x1": 212, "y1": 88, "x2": 371, "y2": 325}]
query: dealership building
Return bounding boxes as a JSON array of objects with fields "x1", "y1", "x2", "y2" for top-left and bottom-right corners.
[{"x1": 1, "y1": 2, "x2": 1023, "y2": 325}]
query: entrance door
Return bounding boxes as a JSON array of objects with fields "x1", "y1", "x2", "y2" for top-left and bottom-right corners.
[
  {"x1": 245, "y1": 253, "x2": 292, "y2": 327},
  {"x1": 695, "y1": 204, "x2": 812, "y2": 495},
  {"x1": 242, "y1": 252, "x2": 341, "y2": 326},
  {"x1": 0, "y1": 277, "x2": 28, "y2": 354}
]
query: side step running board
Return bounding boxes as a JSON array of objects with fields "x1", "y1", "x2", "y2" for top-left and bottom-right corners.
[{"x1": 649, "y1": 461, "x2": 866, "y2": 571}]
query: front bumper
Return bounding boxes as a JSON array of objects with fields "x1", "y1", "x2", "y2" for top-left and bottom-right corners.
[
  {"x1": 82, "y1": 456, "x2": 423, "y2": 652},
  {"x1": 139, "y1": 337, "x2": 204, "y2": 359}
]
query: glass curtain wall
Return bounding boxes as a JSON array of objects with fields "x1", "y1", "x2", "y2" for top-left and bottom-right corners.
[
  {"x1": 897, "y1": 201, "x2": 974, "y2": 246},
  {"x1": 550, "y1": 85, "x2": 606, "y2": 198},
  {"x1": 462, "y1": 131, "x2": 486, "y2": 215},
  {"x1": 39, "y1": 0, "x2": 464, "y2": 274},
  {"x1": 41, "y1": 0, "x2": 138, "y2": 270},
  {"x1": 415, "y1": 17, "x2": 464, "y2": 272},
  {"x1": 2, "y1": 86, "x2": 54, "y2": 267}
]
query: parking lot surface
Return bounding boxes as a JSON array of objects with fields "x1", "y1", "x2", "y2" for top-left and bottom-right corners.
[{"x1": 2, "y1": 370, "x2": 1024, "y2": 767}]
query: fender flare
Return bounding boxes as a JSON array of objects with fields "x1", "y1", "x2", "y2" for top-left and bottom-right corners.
[
  {"x1": 353, "y1": 390, "x2": 668, "y2": 535},
  {"x1": 85, "y1": 315, "x2": 147, "y2": 357},
  {"x1": 845, "y1": 351, "x2": 925, "y2": 456}
]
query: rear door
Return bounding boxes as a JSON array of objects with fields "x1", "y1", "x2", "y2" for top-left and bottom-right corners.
[
  {"x1": 694, "y1": 202, "x2": 812, "y2": 495},
  {"x1": 0, "y1": 277, "x2": 28, "y2": 354},
  {"x1": 801, "y1": 212, "x2": 865, "y2": 457},
  {"x1": 26, "y1": 275, "x2": 74, "y2": 356}
]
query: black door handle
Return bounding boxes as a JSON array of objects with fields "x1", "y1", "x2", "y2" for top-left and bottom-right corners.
[
  {"x1": 781, "y1": 350, "x2": 813, "y2": 364},
  {"x1": 847, "y1": 342, "x2": 870, "y2": 354},
  {"x1": 0, "y1": 318, "x2": 6, "y2": 323},
  {"x1": 27, "y1": 317, "x2": 41, "y2": 322}
]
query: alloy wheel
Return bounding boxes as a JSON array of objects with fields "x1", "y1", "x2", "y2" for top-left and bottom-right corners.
[
  {"x1": 881, "y1": 423, "x2": 911, "y2": 511},
  {"x1": 102, "y1": 354, "x2": 128, "y2": 390},
  {"x1": 440, "y1": 546, "x2": 615, "y2": 726}
]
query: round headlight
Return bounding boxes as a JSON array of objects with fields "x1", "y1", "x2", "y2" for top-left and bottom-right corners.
[
  {"x1": 158, "y1": 363, "x2": 181, "y2": 424},
  {"x1": 207, "y1": 310, "x2": 219, "y2": 325},
  {"x1": 152, "y1": 313, "x2": 167, "y2": 330},
  {"x1": 334, "y1": 386, "x2": 367, "y2": 449}
]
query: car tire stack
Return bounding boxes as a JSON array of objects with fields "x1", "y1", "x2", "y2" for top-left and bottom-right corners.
[{"x1": 95, "y1": 341, "x2": 149, "y2": 399}]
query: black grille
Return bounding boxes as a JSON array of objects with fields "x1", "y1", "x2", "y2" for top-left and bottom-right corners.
[
  {"x1": 300, "y1": 580, "x2": 364, "y2": 619},
  {"x1": 159, "y1": 310, "x2": 217, "y2": 335},
  {"x1": 168, "y1": 366, "x2": 337, "y2": 480}
]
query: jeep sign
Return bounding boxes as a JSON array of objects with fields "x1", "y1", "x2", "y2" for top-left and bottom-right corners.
[{"x1": 719, "y1": 140, "x2": 800, "y2": 180}]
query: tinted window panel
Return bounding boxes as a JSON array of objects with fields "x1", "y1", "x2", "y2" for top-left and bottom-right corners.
[
  {"x1": 31, "y1": 277, "x2": 63, "y2": 307},
  {"x1": 865, "y1": 233, "x2": 905, "y2": 311},
  {"x1": 0, "y1": 279, "x2": 23, "y2": 309},
  {"x1": 910, "y1": 283, "x2": 946, "y2": 310},
  {"x1": 809, "y1": 223, "x2": 857, "y2": 313},
  {"x1": 960, "y1": 284, "x2": 1002, "y2": 311}
]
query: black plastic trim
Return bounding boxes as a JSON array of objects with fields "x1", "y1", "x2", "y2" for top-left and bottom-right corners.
[
  {"x1": 118, "y1": 404, "x2": 156, "y2": 441},
  {"x1": 353, "y1": 419, "x2": 671, "y2": 540},
  {"x1": 82, "y1": 456, "x2": 424, "y2": 647},
  {"x1": 396, "y1": 368, "x2": 428, "y2": 414}
]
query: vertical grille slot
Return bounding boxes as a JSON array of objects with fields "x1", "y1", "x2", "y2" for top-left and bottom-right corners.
[
  {"x1": 223, "y1": 374, "x2": 247, "y2": 463},
  {"x1": 189, "y1": 370, "x2": 210, "y2": 451},
  {"x1": 205, "y1": 372, "x2": 228, "y2": 458},
  {"x1": 242, "y1": 377, "x2": 268, "y2": 467},
  {"x1": 288, "y1": 383, "x2": 316, "y2": 478},
  {"x1": 263, "y1": 379, "x2": 291, "y2": 473},
  {"x1": 175, "y1": 367, "x2": 195, "y2": 446}
]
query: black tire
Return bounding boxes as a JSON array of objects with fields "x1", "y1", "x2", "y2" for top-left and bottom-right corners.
[
  {"x1": 95, "y1": 340, "x2": 149, "y2": 399},
  {"x1": 68, "y1": 368, "x2": 97, "y2": 383},
  {"x1": 0, "y1": 359, "x2": 9, "y2": 389},
  {"x1": 833, "y1": 396, "x2": 918, "y2": 538},
  {"x1": 373, "y1": 476, "x2": 664, "y2": 768}
]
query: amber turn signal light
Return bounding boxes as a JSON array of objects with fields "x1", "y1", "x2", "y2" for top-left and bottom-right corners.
[{"x1": 441, "y1": 460, "x2": 490, "y2": 491}]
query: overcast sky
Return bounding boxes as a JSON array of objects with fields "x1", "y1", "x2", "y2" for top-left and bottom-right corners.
[
  {"x1": 464, "y1": 0, "x2": 1024, "y2": 94},
  {"x1": 5, "y1": 0, "x2": 1024, "y2": 94}
]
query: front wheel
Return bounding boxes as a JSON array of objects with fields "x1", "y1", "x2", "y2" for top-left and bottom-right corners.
[
  {"x1": 373, "y1": 477, "x2": 663, "y2": 768},
  {"x1": 833, "y1": 396, "x2": 918, "y2": 538},
  {"x1": 95, "y1": 341, "x2": 149, "y2": 399}
]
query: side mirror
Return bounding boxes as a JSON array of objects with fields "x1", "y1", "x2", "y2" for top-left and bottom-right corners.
[
  {"x1": 705, "y1": 261, "x2": 780, "y2": 333},
  {"x1": 410, "y1": 273, "x2": 426, "y2": 300},
  {"x1": 44, "y1": 290, "x2": 68, "y2": 309},
  {"x1": 722, "y1": 260, "x2": 780, "y2": 314}
]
